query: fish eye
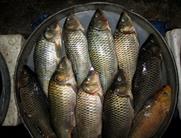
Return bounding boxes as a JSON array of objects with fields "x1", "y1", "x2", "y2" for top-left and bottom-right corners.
[
  {"x1": 163, "y1": 91, "x2": 168, "y2": 95},
  {"x1": 22, "y1": 70, "x2": 27, "y2": 75},
  {"x1": 150, "y1": 39, "x2": 155, "y2": 44},
  {"x1": 117, "y1": 76, "x2": 122, "y2": 82},
  {"x1": 121, "y1": 18, "x2": 125, "y2": 23},
  {"x1": 67, "y1": 17, "x2": 70, "y2": 21},
  {"x1": 95, "y1": 14, "x2": 99, "y2": 18},
  {"x1": 45, "y1": 31, "x2": 54, "y2": 39}
]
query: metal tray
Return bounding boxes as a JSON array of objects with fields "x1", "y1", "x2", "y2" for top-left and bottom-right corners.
[
  {"x1": 15, "y1": 2, "x2": 179, "y2": 137},
  {"x1": 0, "y1": 52, "x2": 10, "y2": 125}
]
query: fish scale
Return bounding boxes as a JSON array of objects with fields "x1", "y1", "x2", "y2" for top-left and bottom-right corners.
[
  {"x1": 103, "y1": 95, "x2": 133, "y2": 138},
  {"x1": 129, "y1": 85, "x2": 171, "y2": 138},
  {"x1": 20, "y1": 86, "x2": 44, "y2": 116},
  {"x1": 34, "y1": 23, "x2": 61, "y2": 97},
  {"x1": 103, "y1": 69, "x2": 134, "y2": 138},
  {"x1": 48, "y1": 57, "x2": 76, "y2": 138},
  {"x1": 34, "y1": 38, "x2": 59, "y2": 96},
  {"x1": 63, "y1": 19, "x2": 91, "y2": 86},
  {"x1": 133, "y1": 34, "x2": 162, "y2": 113},
  {"x1": 114, "y1": 12, "x2": 139, "y2": 99},
  {"x1": 49, "y1": 83, "x2": 76, "y2": 124},
  {"x1": 133, "y1": 57, "x2": 161, "y2": 113},
  {"x1": 114, "y1": 33, "x2": 139, "y2": 82},
  {"x1": 87, "y1": 9, "x2": 118, "y2": 93},
  {"x1": 76, "y1": 89, "x2": 102, "y2": 138},
  {"x1": 49, "y1": 83, "x2": 76, "y2": 138},
  {"x1": 19, "y1": 66, "x2": 56, "y2": 138},
  {"x1": 88, "y1": 29, "x2": 118, "y2": 93}
]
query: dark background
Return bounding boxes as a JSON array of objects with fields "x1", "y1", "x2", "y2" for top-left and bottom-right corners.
[{"x1": 0, "y1": 0, "x2": 181, "y2": 137}]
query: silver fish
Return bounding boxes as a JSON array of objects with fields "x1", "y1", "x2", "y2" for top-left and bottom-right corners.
[
  {"x1": 114, "y1": 11, "x2": 139, "y2": 99},
  {"x1": 76, "y1": 70, "x2": 103, "y2": 138},
  {"x1": 34, "y1": 23, "x2": 61, "y2": 96},
  {"x1": 87, "y1": 9, "x2": 118, "y2": 93},
  {"x1": 18, "y1": 65, "x2": 56, "y2": 138},
  {"x1": 48, "y1": 57, "x2": 76, "y2": 138},
  {"x1": 63, "y1": 15, "x2": 91, "y2": 86},
  {"x1": 103, "y1": 69, "x2": 134, "y2": 138}
]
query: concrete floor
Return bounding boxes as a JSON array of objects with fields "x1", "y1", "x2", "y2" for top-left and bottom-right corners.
[{"x1": 0, "y1": 0, "x2": 181, "y2": 137}]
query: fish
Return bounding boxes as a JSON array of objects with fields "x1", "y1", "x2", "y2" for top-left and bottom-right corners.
[
  {"x1": 63, "y1": 15, "x2": 91, "y2": 86},
  {"x1": 87, "y1": 9, "x2": 118, "y2": 93},
  {"x1": 18, "y1": 65, "x2": 56, "y2": 138},
  {"x1": 132, "y1": 34, "x2": 162, "y2": 113},
  {"x1": 129, "y1": 85, "x2": 172, "y2": 138},
  {"x1": 48, "y1": 57, "x2": 76, "y2": 138},
  {"x1": 114, "y1": 11, "x2": 139, "y2": 99},
  {"x1": 76, "y1": 70, "x2": 103, "y2": 138},
  {"x1": 34, "y1": 22, "x2": 62, "y2": 96},
  {"x1": 103, "y1": 69, "x2": 134, "y2": 138}
]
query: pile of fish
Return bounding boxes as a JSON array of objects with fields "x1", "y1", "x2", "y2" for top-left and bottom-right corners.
[{"x1": 18, "y1": 9, "x2": 172, "y2": 138}]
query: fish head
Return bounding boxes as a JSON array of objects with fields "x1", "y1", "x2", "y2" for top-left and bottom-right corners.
[
  {"x1": 111, "y1": 69, "x2": 128, "y2": 96},
  {"x1": 64, "y1": 15, "x2": 84, "y2": 31},
  {"x1": 117, "y1": 11, "x2": 135, "y2": 33},
  {"x1": 90, "y1": 9, "x2": 111, "y2": 31},
  {"x1": 44, "y1": 22, "x2": 62, "y2": 45},
  {"x1": 82, "y1": 70, "x2": 101, "y2": 95},
  {"x1": 18, "y1": 65, "x2": 32, "y2": 88},
  {"x1": 142, "y1": 34, "x2": 162, "y2": 59},
  {"x1": 53, "y1": 57, "x2": 74, "y2": 82}
]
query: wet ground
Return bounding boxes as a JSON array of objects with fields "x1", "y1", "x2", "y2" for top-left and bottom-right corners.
[{"x1": 0, "y1": 0, "x2": 181, "y2": 137}]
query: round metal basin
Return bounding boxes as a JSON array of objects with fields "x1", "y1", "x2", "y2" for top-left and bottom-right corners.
[{"x1": 15, "y1": 2, "x2": 179, "y2": 137}]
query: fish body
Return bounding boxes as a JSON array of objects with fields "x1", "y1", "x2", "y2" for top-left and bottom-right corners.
[
  {"x1": 18, "y1": 65, "x2": 56, "y2": 138},
  {"x1": 114, "y1": 11, "x2": 139, "y2": 99},
  {"x1": 48, "y1": 57, "x2": 76, "y2": 138},
  {"x1": 87, "y1": 9, "x2": 118, "y2": 93},
  {"x1": 129, "y1": 85, "x2": 172, "y2": 138},
  {"x1": 133, "y1": 34, "x2": 162, "y2": 113},
  {"x1": 34, "y1": 23, "x2": 61, "y2": 96},
  {"x1": 103, "y1": 69, "x2": 134, "y2": 138},
  {"x1": 63, "y1": 15, "x2": 91, "y2": 86},
  {"x1": 76, "y1": 70, "x2": 103, "y2": 138}
]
